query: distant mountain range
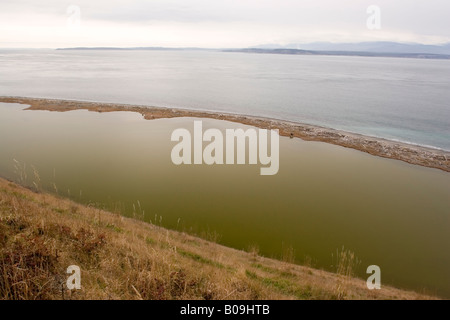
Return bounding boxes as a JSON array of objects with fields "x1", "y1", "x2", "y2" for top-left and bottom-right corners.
[
  {"x1": 58, "y1": 42, "x2": 450, "y2": 59},
  {"x1": 224, "y1": 48, "x2": 450, "y2": 60},
  {"x1": 252, "y1": 41, "x2": 450, "y2": 55}
]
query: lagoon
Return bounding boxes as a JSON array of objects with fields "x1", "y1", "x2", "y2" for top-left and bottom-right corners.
[{"x1": 0, "y1": 102, "x2": 450, "y2": 297}]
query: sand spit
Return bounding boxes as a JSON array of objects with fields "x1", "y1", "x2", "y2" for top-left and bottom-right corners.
[{"x1": 1, "y1": 96, "x2": 449, "y2": 173}]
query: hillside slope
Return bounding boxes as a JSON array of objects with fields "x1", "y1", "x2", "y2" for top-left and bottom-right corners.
[{"x1": 0, "y1": 178, "x2": 435, "y2": 300}]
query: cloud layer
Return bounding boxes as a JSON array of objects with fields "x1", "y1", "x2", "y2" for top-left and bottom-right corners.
[{"x1": 1, "y1": 0, "x2": 449, "y2": 48}]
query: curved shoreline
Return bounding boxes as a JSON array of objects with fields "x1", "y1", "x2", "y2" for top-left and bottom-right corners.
[{"x1": 1, "y1": 96, "x2": 450, "y2": 173}]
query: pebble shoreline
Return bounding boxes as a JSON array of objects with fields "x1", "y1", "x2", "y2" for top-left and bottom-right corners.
[{"x1": 1, "y1": 96, "x2": 449, "y2": 173}]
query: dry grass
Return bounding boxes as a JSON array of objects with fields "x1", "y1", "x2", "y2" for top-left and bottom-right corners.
[
  {"x1": 0, "y1": 177, "x2": 437, "y2": 300},
  {"x1": 332, "y1": 246, "x2": 361, "y2": 299}
]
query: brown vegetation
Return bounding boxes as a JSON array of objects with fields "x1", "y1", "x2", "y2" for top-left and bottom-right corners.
[{"x1": 0, "y1": 178, "x2": 436, "y2": 300}]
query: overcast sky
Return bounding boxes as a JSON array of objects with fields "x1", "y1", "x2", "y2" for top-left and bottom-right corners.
[{"x1": 1, "y1": 0, "x2": 449, "y2": 48}]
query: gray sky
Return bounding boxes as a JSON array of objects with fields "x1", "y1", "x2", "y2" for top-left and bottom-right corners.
[{"x1": 1, "y1": 0, "x2": 449, "y2": 48}]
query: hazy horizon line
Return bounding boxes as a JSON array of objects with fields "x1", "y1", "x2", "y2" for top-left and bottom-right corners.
[{"x1": 2, "y1": 40, "x2": 450, "y2": 50}]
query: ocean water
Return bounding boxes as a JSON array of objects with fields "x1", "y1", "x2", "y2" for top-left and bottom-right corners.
[
  {"x1": 0, "y1": 49, "x2": 450, "y2": 150},
  {"x1": 1, "y1": 103, "x2": 450, "y2": 297}
]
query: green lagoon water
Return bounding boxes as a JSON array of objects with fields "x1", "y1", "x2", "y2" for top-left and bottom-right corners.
[{"x1": 0, "y1": 102, "x2": 449, "y2": 297}]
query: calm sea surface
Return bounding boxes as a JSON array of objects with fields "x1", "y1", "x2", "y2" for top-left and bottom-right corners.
[{"x1": 1, "y1": 49, "x2": 450, "y2": 150}]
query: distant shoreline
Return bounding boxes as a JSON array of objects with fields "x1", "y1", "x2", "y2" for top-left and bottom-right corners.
[
  {"x1": 1, "y1": 96, "x2": 449, "y2": 173},
  {"x1": 54, "y1": 47, "x2": 450, "y2": 60},
  {"x1": 224, "y1": 48, "x2": 450, "y2": 60}
]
